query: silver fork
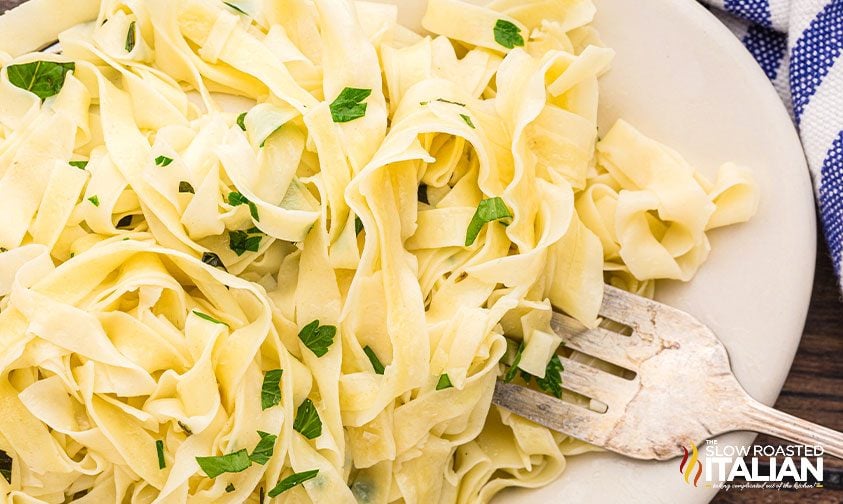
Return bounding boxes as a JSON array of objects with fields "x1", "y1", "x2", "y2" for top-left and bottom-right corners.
[{"x1": 493, "y1": 285, "x2": 843, "y2": 460}]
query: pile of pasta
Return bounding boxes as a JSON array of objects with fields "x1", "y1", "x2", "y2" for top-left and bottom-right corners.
[{"x1": 0, "y1": 0, "x2": 758, "y2": 502}]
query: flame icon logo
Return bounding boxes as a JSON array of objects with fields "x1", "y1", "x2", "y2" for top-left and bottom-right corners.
[{"x1": 679, "y1": 444, "x2": 703, "y2": 486}]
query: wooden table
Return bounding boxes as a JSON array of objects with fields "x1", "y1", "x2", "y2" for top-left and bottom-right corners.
[{"x1": 1, "y1": 1, "x2": 841, "y2": 502}]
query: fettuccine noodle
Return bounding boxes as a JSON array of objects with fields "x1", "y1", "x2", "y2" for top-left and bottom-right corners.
[{"x1": 0, "y1": 0, "x2": 759, "y2": 502}]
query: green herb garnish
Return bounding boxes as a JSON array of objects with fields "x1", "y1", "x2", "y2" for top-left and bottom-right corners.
[
  {"x1": 155, "y1": 440, "x2": 166, "y2": 469},
  {"x1": 261, "y1": 369, "x2": 283, "y2": 410},
  {"x1": 465, "y1": 197, "x2": 512, "y2": 246},
  {"x1": 178, "y1": 420, "x2": 193, "y2": 436},
  {"x1": 69, "y1": 160, "x2": 88, "y2": 169},
  {"x1": 249, "y1": 431, "x2": 276, "y2": 465},
  {"x1": 298, "y1": 320, "x2": 336, "y2": 357},
  {"x1": 227, "y1": 192, "x2": 260, "y2": 222},
  {"x1": 329, "y1": 87, "x2": 372, "y2": 123},
  {"x1": 494, "y1": 19, "x2": 524, "y2": 49},
  {"x1": 195, "y1": 449, "x2": 251, "y2": 479},
  {"x1": 192, "y1": 310, "x2": 228, "y2": 326},
  {"x1": 225, "y1": 483, "x2": 235, "y2": 493},
  {"x1": 293, "y1": 399, "x2": 322, "y2": 439},
  {"x1": 7, "y1": 61, "x2": 75, "y2": 101},
  {"x1": 535, "y1": 353, "x2": 564, "y2": 399},
  {"x1": 125, "y1": 21, "x2": 136, "y2": 52},
  {"x1": 268, "y1": 470, "x2": 319, "y2": 497},
  {"x1": 436, "y1": 374, "x2": 453, "y2": 390},
  {"x1": 223, "y1": 2, "x2": 248, "y2": 15},
  {"x1": 355, "y1": 216, "x2": 364, "y2": 236},
  {"x1": 363, "y1": 346, "x2": 385, "y2": 375},
  {"x1": 236, "y1": 112, "x2": 247, "y2": 131},
  {"x1": 0, "y1": 450, "x2": 11, "y2": 483},
  {"x1": 179, "y1": 181, "x2": 195, "y2": 194},
  {"x1": 88, "y1": 195, "x2": 100, "y2": 207},
  {"x1": 201, "y1": 252, "x2": 226, "y2": 271},
  {"x1": 155, "y1": 156, "x2": 173, "y2": 167},
  {"x1": 460, "y1": 114, "x2": 476, "y2": 129},
  {"x1": 503, "y1": 341, "x2": 525, "y2": 383},
  {"x1": 228, "y1": 229, "x2": 262, "y2": 256}
]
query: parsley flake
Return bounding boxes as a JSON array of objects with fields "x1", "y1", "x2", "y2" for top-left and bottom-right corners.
[
  {"x1": 69, "y1": 160, "x2": 88, "y2": 169},
  {"x1": 503, "y1": 341, "x2": 525, "y2": 383},
  {"x1": 268, "y1": 470, "x2": 319, "y2": 497},
  {"x1": 535, "y1": 353, "x2": 564, "y2": 399},
  {"x1": 178, "y1": 420, "x2": 193, "y2": 436},
  {"x1": 293, "y1": 398, "x2": 322, "y2": 439},
  {"x1": 201, "y1": 252, "x2": 227, "y2": 271},
  {"x1": 192, "y1": 310, "x2": 228, "y2": 327},
  {"x1": 261, "y1": 369, "x2": 283, "y2": 410},
  {"x1": 355, "y1": 216, "x2": 364, "y2": 236},
  {"x1": 179, "y1": 181, "x2": 195, "y2": 194},
  {"x1": 465, "y1": 197, "x2": 512, "y2": 246},
  {"x1": 249, "y1": 431, "x2": 276, "y2": 465},
  {"x1": 125, "y1": 21, "x2": 136, "y2": 52},
  {"x1": 225, "y1": 483, "x2": 235, "y2": 493},
  {"x1": 155, "y1": 156, "x2": 174, "y2": 167},
  {"x1": 223, "y1": 2, "x2": 248, "y2": 15},
  {"x1": 155, "y1": 440, "x2": 166, "y2": 469},
  {"x1": 494, "y1": 19, "x2": 525, "y2": 49},
  {"x1": 227, "y1": 192, "x2": 260, "y2": 222},
  {"x1": 236, "y1": 112, "x2": 247, "y2": 131},
  {"x1": 436, "y1": 374, "x2": 453, "y2": 390},
  {"x1": 363, "y1": 346, "x2": 385, "y2": 375},
  {"x1": 88, "y1": 195, "x2": 100, "y2": 207},
  {"x1": 228, "y1": 229, "x2": 262, "y2": 256},
  {"x1": 195, "y1": 449, "x2": 251, "y2": 479},
  {"x1": 298, "y1": 320, "x2": 336, "y2": 357},
  {"x1": 0, "y1": 450, "x2": 11, "y2": 483},
  {"x1": 460, "y1": 114, "x2": 476, "y2": 129},
  {"x1": 7, "y1": 61, "x2": 75, "y2": 101},
  {"x1": 329, "y1": 87, "x2": 372, "y2": 123}
]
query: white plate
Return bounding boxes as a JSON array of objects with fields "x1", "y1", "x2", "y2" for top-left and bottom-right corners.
[
  {"x1": 381, "y1": 0, "x2": 816, "y2": 502},
  {"x1": 0, "y1": 0, "x2": 817, "y2": 503}
]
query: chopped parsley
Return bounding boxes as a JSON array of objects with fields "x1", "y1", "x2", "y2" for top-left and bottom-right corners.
[
  {"x1": 436, "y1": 98, "x2": 466, "y2": 106},
  {"x1": 155, "y1": 440, "x2": 165, "y2": 469},
  {"x1": 493, "y1": 19, "x2": 525, "y2": 49},
  {"x1": 155, "y1": 156, "x2": 173, "y2": 167},
  {"x1": 465, "y1": 197, "x2": 512, "y2": 246},
  {"x1": 535, "y1": 354, "x2": 564, "y2": 399},
  {"x1": 201, "y1": 252, "x2": 227, "y2": 271},
  {"x1": 329, "y1": 87, "x2": 372, "y2": 123},
  {"x1": 192, "y1": 310, "x2": 228, "y2": 327},
  {"x1": 116, "y1": 215, "x2": 133, "y2": 228},
  {"x1": 225, "y1": 483, "x2": 235, "y2": 493},
  {"x1": 179, "y1": 181, "x2": 195, "y2": 194},
  {"x1": 363, "y1": 345, "x2": 385, "y2": 375},
  {"x1": 436, "y1": 374, "x2": 453, "y2": 390},
  {"x1": 227, "y1": 191, "x2": 260, "y2": 221},
  {"x1": 178, "y1": 420, "x2": 193, "y2": 436},
  {"x1": 503, "y1": 341, "x2": 525, "y2": 383},
  {"x1": 268, "y1": 470, "x2": 319, "y2": 497},
  {"x1": 223, "y1": 2, "x2": 248, "y2": 15},
  {"x1": 228, "y1": 229, "x2": 262, "y2": 256},
  {"x1": 69, "y1": 160, "x2": 88, "y2": 169},
  {"x1": 298, "y1": 320, "x2": 336, "y2": 357},
  {"x1": 260, "y1": 369, "x2": 283, "y2": 410},
  {"x1": 125, "y1": 21, "x2": 136, "y2": 52},
  {"x1": 249, "y1": 431, "x2": 276, "y2": 465},
  {"x1": 0, "y1": 450, "x2": 11, "y2": 483},
  {"x1": 236, "y1": 112, "x2": 247, "y2": 131},
  {"x1": 293, "y1": 398, "x2": 322, "y2": 439},
  {"x1": 355, "y1": 216, "x2": 364, "y2": 236},
  {"x1": 460, "y1": 114, "x2": 476, "y2": 129},
  {"x1": 88, "y1": 195, "x2": 100, "y2": 207},
  {"x1": 7, "y1": 61, "x2": 75, "y2": 101},
  {"x1": 195, "y1": 449, "x2": 251, "y2": 478}
]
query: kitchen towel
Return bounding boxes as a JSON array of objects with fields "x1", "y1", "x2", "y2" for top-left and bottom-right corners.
[{"x1": 701, "y1": 0, "x2": 843, "y2": 284}]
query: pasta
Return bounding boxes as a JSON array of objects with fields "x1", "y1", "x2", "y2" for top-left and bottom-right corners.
[{"x1": 0, "y1": 0, "x2": 759, "y2": 502}]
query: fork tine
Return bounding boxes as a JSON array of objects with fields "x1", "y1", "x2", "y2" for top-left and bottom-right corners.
[
  {"x1": 599, "y1": 285, "x2": 663, "y2": 330},
  {"x1": 560, "y1": 357, "x2": 637, "y2": 402},
  {"x1": 493, "y1": 382, "x2": 604, "y2": 443},
  {"x1": 551, "y1": 313, "x2": 642, "y2": 370}
]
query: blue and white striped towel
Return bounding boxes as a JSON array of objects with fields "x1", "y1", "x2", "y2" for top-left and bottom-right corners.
[{"x1": 701, "y1": 0, "x2": 843, "y2": 283}]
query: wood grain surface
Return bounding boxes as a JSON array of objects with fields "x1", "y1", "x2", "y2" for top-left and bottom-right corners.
[{"x1": 1, "y1": 1, "x2": 841, "y2": 503}]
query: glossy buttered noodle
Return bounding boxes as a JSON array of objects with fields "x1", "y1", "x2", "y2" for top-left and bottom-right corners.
[{"x1": 0, "y1": 0, "x2": 759, "y2": 502}]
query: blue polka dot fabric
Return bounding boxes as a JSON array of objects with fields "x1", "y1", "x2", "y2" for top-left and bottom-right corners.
[{"x1": 702, "y1": 0, "x2": 843, "y2": 285}]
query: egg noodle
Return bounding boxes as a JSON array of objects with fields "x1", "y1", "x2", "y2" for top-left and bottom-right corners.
[{"x1": 0, "y1": 0, "x2": 759, "y2": 502}]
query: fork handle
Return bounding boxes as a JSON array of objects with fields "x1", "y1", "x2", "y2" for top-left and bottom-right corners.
[{"x1": 735, "y1": 397, "x2": 843, "y2": 459}]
